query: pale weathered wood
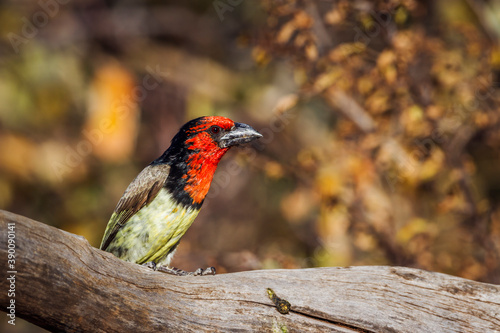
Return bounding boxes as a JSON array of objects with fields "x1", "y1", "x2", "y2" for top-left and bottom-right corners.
[{"x1": 0, "y1": 209, "x2": 499, "y2": 332}]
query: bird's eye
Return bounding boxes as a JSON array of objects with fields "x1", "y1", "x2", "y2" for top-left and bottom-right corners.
[{"x1": 210, "y1": 126, "x2": 221, "y2": 134}]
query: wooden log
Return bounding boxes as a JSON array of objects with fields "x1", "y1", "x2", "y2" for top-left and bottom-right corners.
[{"x1": 1, "y1": 210, "x2": 499, "y2": 332}]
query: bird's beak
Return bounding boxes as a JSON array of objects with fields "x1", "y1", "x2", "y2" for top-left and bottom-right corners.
[{"x1": 219, "y1": 122, "x2": 263, "y2": 148}]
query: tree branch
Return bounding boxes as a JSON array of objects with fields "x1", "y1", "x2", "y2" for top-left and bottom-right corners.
[{"x1": 1, "y1": 210, "x2": 499, "y2": 332}]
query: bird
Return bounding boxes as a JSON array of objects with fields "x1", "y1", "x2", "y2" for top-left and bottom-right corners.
[{"x1": 100, "y1": 116, "x2": 262, "y2": 276}]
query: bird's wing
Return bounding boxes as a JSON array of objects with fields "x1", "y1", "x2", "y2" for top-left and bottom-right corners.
[{"x1": 100, "y1": 164, "x2": 171, "y2": 251}]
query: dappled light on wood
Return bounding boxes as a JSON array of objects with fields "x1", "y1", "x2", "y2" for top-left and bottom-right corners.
[{"x1": 1, "y1": 211, "x2": 499, "y2": 332}]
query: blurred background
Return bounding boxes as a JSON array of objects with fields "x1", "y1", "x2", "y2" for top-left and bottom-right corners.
[{"x1": 2, "y1": 0, "x2": 500, "y2": 331}]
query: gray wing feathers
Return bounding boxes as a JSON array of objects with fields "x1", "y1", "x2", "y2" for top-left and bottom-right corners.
[{"x1": 100, "y1": 164, "x2": 170, "y2": 250}]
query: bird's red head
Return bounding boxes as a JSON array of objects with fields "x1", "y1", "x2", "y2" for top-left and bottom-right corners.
[
  {"x1": 164, "y1": 116, "x2": 262, "y2": 206},
  {"x1": 184, "y1": 116, "x2": 236, "y2": 153}
]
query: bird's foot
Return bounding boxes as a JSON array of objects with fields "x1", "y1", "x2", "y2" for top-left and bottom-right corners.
[{"x1": 156, "y1": 266, "x2": 216, "y2": 276}]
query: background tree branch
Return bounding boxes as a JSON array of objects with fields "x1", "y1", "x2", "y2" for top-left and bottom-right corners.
[{"x1": 1, "y1": 210, "x2": 499, "y2": 332}]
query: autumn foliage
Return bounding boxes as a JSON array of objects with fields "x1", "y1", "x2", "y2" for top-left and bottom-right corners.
[{"x1": 254, "y1": 0, "x2": 500, "y2": 282}]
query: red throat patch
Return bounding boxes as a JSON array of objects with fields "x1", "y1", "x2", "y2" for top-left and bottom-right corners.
[{"x1": 182, "y1": 117, "x2": 234, "y2": 204}]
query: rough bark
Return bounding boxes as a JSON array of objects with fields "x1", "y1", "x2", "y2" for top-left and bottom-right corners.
[{"x1": 1, "y1": 210, "x2": 499, "y2": 332}]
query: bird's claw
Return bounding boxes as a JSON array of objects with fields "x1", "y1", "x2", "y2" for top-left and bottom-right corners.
[
  {"x1": 203, "y1": 267, "x2": 216, "y2": 275},
  {"x1": 193, "y1": 267, "x2": 216, "y2": 276}
]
